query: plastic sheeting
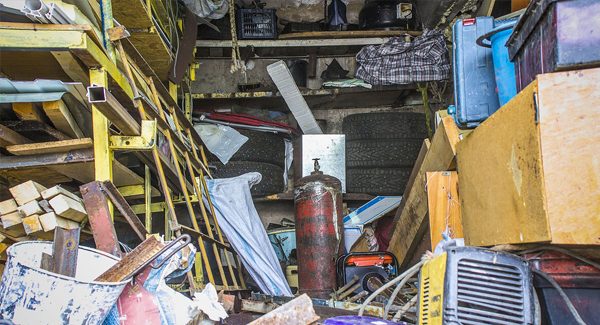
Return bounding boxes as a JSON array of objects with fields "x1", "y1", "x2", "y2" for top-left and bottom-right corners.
[
  {"x1": 194, "y1": 124, "x2": 249, "y2": 164},
  {"x1": 205, "y1": 173, "x2": 293, "y2": 297},
  {"x1": 182, "y1": 0, "x2": 228, "y2": 19},
  {"x1": 103, "y1": 243, "x2": 198, "y2": 325}
]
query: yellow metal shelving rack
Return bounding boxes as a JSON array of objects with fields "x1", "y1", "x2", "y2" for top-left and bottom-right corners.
[{"x1": 0, "y1": 21, "x2": 244, "y2": 291}]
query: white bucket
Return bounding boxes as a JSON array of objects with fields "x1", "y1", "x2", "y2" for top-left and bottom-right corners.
[{"x1": 0, "y1": 241, "x2": 129, "y2": 325}]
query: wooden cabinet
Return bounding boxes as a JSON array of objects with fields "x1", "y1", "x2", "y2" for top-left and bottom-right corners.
[{"x1": 457, "y1": 68, "x2": 600, "y2": 246}]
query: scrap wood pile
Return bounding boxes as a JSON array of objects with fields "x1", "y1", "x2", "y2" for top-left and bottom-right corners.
[{"x1": 0, "y1": 181, "x2": 84, "y2": 241}]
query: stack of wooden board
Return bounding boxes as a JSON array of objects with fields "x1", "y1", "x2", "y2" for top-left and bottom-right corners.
[{"x1": 0, "y1": 181, "x2": 82, "y2": 240}]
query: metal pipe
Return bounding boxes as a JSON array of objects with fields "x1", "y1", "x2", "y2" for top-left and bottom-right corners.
[
  {"x1": 331, "y1": 275, "x2": 359, "y2": 298},
  {"x1": 87, "y1": 85, "x2": 141, "y2": 136},
  {"x1": 348, "y1": 291, "x2": 369, "y2": 303},
  {"x1": 358, "y1": 260, "x2": 425, "y2": 316},
  {"x1": 338, "y1": 282, "x2": 362, "y2": 300}
]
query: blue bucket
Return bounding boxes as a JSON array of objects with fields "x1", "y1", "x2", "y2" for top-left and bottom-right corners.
[{"x1": 477, "y1": 19, "x2": 518, "y2": 106}]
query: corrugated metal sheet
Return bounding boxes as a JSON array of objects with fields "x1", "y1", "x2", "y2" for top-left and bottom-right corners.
[{"x1": 0, "y1": 78, "x2": 88, "y2": 106}]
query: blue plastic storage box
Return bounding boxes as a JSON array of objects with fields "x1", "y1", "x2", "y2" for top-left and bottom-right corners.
[{"x1": 452, "y1": 17, "x2": 498, "y2": 128}]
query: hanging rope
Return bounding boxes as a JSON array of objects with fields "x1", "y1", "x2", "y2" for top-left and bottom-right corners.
[{"x1": 228, "y1": 0, "x2": 246, "y2": 78}]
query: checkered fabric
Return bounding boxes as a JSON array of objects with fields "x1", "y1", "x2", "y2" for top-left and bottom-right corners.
[{"x1": 355, "y1": 29, "x2": 451, "y2": 85}]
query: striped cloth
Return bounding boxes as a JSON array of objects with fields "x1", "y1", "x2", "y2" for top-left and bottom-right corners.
[{"x1": 356, "y1": 29, "x2": 451, "y2": 85}]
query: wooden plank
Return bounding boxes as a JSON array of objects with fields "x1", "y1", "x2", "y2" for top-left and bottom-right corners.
[
  {"x1": 457, "y1": 81, "x2": 550, "y2": 246},
  {"x1": 7, "y1": 138, "x2": 93, "y2": 156},
  {"x1": 0, "y1": 149, "x2": 94, "y2": 170},
  {"x1": 387, "y1": 116, "x2": 460, "y2": 267},
  {"x1": 40, "y1": 252, "x2": 55, "y2": 273},
  {"x1": 41, "y1": 185, "x2": 81, "y2": 201},
  {"x1": 22, "y1": 214, "x2": 43, "y2": 235},
  {"x1": 52, "y1": 227, "x2": 80, "y2": 277},
  {"x1": 42, "y1": 100, "x2": 85, "y2": 138},
  {"x1": 0, "y1": 22, "x2": 92, "y2": 31},
  {"x1": 12, "y1": 102, "x2": 45, "y2": 122},
  {"x1": 427, "y1": 171, "x2": 463, "y2": 249},
  {"x1": 51, "y1": 52, "x2": 90, "y2": 85},
  {"x1": 51, "y1": 160, "x2": 146, "y2": 187},
  {"x1": 17, "y1": 200, "x2": 43, "y2": 217},
  {"x1": 0, "y1": 124, "x2": 31, "y2": 147},
  {"x1": 9, "y1": 180, "x2": 47, "y2": 205},
  {"x1": 0, "y1": 223, "x2": 26, "y2": 238},
  {"x1": 39, "y1": 200, "x2": 54, "y2": 213},
  {"x1": 39, "y1": 212, "x2": 80, "y2": 232},
  {"x1": 0, "y1": 199, "x2": 18, "y2": 215},
  {"x1": 95, "y1": 235, "x2": 164, "y2": 282},
  {"x1": 49, "y1": 194, "x2": 87, "y2": 222},
  {"x1": 248, "y1": 294, "x2": 319, "y2": 325},
  {"x1": 2, "y1": 120, "x2": 71, "y2": 141},
  {"x1": 1, "y1": 211, "x2": 23, "y2": 229},
  {"x1": 279, "y1": 30, "x2": 421, "y2": 40},
  {"x1": 0, "y1": 168, "x2": 73, "y2": 186},
  {"x1": 537, "y1": 68, "x2": 600, "y2": 245},
  {"x1": 512, "y1": 0, "x2": 530, "y2": 12}
]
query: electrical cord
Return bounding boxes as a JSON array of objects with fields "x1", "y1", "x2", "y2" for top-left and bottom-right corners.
[
  {"x1": 392, "y1": 294, "x2": 418, "y2": 322},
  {"x1": 517, "y1": 246, "x2": 600, "y2": 271},
  {"x1": 532, "y1": 269, "x2": 587, "y2": 325},
  {"x1": 384, "y1": 267, "x2": 419, "y2": 319},
  {"x1": 358, "y1": 260, "x2": 425, "y2": 316}
]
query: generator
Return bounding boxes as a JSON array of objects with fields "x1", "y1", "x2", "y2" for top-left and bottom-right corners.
[
  {"x1": 336, "y1": 252, "x2": 398, "y2": 295},
  {"x1": 418, "y1": 247, "x2": 535, "y2": 325}
]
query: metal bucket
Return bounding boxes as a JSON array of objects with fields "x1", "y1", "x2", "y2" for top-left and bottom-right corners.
[{"x1": 0, "y1": 241, "x2": 129, "y2": 324}]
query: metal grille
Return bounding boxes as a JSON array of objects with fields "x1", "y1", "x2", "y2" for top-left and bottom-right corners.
[
  {"x1": 455, "y1": 258, "x2": 527, "y2": 325},
  {"x1": 421, "y1": 276, "x2": 430, "y2": 324}
]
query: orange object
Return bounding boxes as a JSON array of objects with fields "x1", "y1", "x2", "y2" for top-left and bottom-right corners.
[
  {"x1": 427, "y1": 171, "x2": 463, "y2": 249},
  {"x1": 345, "y1": 254, "x2": 394, "y2": 267},
  {"x1": 512, "y1": 0, "x2": 530, "y2": 12}
]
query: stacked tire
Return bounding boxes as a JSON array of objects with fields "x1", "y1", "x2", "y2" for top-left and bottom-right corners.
[
  {"x1": 343, "y1": 112, "x2": 427, "y2": 195},
  {"x1": 208, "y1": 128, "x2": 287, "y2": 196}
]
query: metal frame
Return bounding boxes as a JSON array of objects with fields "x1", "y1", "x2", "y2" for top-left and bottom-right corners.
[{"x1": 0, "y1": 22, "x2": 245, "y2": 291}]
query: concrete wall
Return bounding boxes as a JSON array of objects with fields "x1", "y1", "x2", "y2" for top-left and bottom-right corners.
[
  {"x1": 193, "y1": 57, "x2": 357, "y2": 94},
  {"x1": 239, "y1": 0, "x2": 365, "y2": 24}
]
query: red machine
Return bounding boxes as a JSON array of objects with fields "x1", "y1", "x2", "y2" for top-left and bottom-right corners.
[
  {"x1": 294, "y1": 159, "x2": 344, "y2": 299},
  {"x1": 525, "y1": 250, "x2": 600, "y2": 324}
]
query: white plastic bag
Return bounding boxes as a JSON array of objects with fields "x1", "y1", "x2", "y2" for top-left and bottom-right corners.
[
  {"x1": 204, "y1": 173, "x2": 293, "y2": 297},
  {"x1": 194, "y1": 124, "x2": 248, "y2": 164},
  {"x1": 181, "y1": 0, "x2": 228, "y2": 19}
]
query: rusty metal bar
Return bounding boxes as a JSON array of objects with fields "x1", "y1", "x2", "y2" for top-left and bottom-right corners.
[
  {"x1": 51, "y1": 227, "x2": 81, "y2": 277},
  {"x1": 80, "y1": 181, "x2": 121, "y2": 257},
  {"x1": 100, "y1": 181, "x2": 148, "y2": 241}
]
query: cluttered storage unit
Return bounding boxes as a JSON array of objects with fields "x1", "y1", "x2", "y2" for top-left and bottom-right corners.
[{"x1": 0, "y1": 0, "x2": 599, "y2": 324}]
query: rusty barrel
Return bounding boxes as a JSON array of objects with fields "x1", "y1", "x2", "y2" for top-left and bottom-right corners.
[{"x1": 294, "y1": 170, "x2": 344, "y2": 299}]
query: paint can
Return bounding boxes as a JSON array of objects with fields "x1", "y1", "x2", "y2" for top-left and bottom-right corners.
[{"x1": 0, "y1": 241, "x2": 129, "y2": 324}]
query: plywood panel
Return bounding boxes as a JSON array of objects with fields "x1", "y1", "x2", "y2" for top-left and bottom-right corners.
[
  {"x1": 7, "y1": 138, "x2": 93, "y2": 155},
  {"x1": 537, "y1": 69, "x2": 600, "y2": 245},
  {"x1": 388, "y1": 117, "x2": 460, "y2": 265},
  {"x1": 457, "y1": 81, "x2": 551, "y2": 246},
  {"x1": 427, "y1": 171, "x2": 462, "y2": 249}
]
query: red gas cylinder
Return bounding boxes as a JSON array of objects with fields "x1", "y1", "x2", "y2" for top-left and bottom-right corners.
[{"x1": 294, "y1": 159, "x2": 344, "y2": 299}]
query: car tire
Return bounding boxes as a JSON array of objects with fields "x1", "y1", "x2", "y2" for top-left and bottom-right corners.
[
  {"x1": 346, "y1": 168, "x2": 412, "y2": 195},
  {"x1": 212, "y1": 161, "x2": 285, "y2": 196},
  {"x1": 346, "y1": 138, "x2": 424, "y2": 168},
  {"x1": 207, "y1": 128, "x2": 286, "y2": 168},
  {"x1": 342, "y1": 112, "x2": 427, "y2": 140}
]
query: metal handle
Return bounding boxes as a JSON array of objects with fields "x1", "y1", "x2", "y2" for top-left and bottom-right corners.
[{"x1": 127, "y1": 234, "x2": 192, "y2": 280}]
